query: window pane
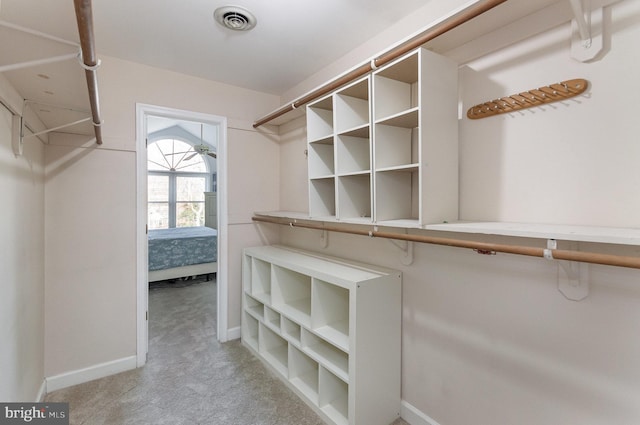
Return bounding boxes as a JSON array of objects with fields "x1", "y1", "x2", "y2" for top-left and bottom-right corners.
[
  {"x1": 148, "y1": 142, "x2": 171, "y2": 171},
  {"x1": 148, "y1": 203, "x2": 169, "y2": 229},
  {"x1": 147, "y1": 139, "x2": 208, "y2": 172},
  {"x1": 175, "y1": 154, "x2": 207, "y2": 172},
  {"x1": 177, "y1": 202, "x2": 205, "y2": 227},
  {"x1": 177, "y1": 176, "x2": 206, "y2": 202},
  {"x1": 148, "y1": 175, "x2": 169, "y2": 202}
]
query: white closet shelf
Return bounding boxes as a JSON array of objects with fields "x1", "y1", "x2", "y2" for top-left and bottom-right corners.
[
  {"x1": 254, "y1": 211, "x2": 640, "y2": 246},
  {"x1": 424, "y1": 222, "x2": 640, "y2": 246},
  {"x1": 242, "y1": 245, "x2": 401, "y2": 425}
]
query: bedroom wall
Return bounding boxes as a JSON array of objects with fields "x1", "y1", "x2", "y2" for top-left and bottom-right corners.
[
  {"x1": 276, "y1": 1, "x2": 640, "y2": 424},
  {"x1": 0, "y1": 88, "x2": 45, "y2": 400},
  {"x1": 43, "y1": 56, "x2": 281, "y2": 378}
]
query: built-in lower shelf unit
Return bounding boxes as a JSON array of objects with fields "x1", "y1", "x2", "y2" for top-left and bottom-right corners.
[{"x1": 242, "y1": 245, "x2": 402, "y2": 425}]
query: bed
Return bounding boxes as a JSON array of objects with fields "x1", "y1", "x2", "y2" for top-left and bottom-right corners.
[{"x1": 148, "y1": 226, "x2": 218, "y2": 282}]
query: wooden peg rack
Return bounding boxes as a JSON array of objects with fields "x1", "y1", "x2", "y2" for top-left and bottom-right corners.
[{"x1": 467, "y1": 78, "x2": 589, "y2": 119}]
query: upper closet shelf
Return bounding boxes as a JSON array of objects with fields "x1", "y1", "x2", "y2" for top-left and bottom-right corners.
[
  {"x1": 424, "y1": 222, "x2": 640, "y2": 246},
  {"x1": 0, "y1": 0, "x2": 103, "y2": 147},
  {"x1": 254, "y1": 211, "x2": 640, "y2": 247}
]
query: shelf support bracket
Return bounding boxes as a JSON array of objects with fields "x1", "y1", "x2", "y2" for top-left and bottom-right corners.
[
  {"x1": 320, "y1": 229, "x2": 329, "y2": 249},
  {"x1": 547, "y1": 239, "x2": 590, "y2": 301},
  {"x1": 0, "y1": 52, "x2": 79, "y2": 73},
  {"x1": 569, "y1": 0, "x2": 604, "y2": 62},
  {"x1": 387, "y1": 238, "x2": 414, "y2": 266},
  {"x1": 22, "y1": 117, "x2": 91, "y2": 140},
  {"x1": 11, "y1": 115, "x2": 23, "y2": 157}
]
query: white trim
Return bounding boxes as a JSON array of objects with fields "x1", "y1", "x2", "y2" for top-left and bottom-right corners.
[
  {"x1": 226, "y1": 326, "x2": 241, "y2": 341},
  {"x1": 45, "y1": 356, "x2": 137, "y2": 393},
  {"x1": 36, "y1": 381, "x2": 46, "y2": 402},
  {"x1": 135, "y1": 103, "x2": 229, "y2": 359},
  {"x1": 135, "y1": 105, "x2": 149, "y2": 366},
  {"x1": 216, "y1": 112, "x2": 229, "y2": 342},
  {"x1": 401, "y1": 400, "x2": 442, "y2": 425}
]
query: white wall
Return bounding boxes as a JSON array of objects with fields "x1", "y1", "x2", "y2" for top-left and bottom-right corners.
[
  {"x1": 0, "y1": 100, "x2": 45, "y2": 401},
  {"x1": 276, "y1": 1, "x2": 640, "y2": 424},
  {"x1": 43, "y1": 56, "x2": 281, "y2": 377},
  {"x1": 44, "y1": 137, "x2": 137, "y2": 377},
  {"x1": 459, "y1": 2, "x2": 640, "y2": 227}
]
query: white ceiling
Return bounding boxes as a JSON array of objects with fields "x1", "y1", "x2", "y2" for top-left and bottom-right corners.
[
  {"x1": 0, "y1": 0, "x2": 433, "y2": 95},
  {"x1": 0, "y1": 0, "x2": 440, "y2": 135},
  {"x1": 0, "y1": 0, "x2": 569, "y2": 135}
]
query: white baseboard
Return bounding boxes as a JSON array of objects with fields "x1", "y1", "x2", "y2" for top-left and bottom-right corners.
[
  {"x1": 45, "y1": 356, "x2": 137, "y2": 393},
  {"x1": 36, "y1": 380, "x2": 46, "y2": 402},
  {"x1": 401, "y1": 400, "x2": 442, "y2": 425},
  {"x1": 226, "y1": 326, "x2": 241, "y2": 341}
]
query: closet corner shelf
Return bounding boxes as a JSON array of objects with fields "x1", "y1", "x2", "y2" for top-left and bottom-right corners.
[{"x1": 254, "y1": 211, "x2": 640, "y2": 246}]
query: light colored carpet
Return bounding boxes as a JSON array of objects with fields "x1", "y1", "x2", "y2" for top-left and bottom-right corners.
[{"x1": 45, "y1": 277, "x2": 409, "y2": 425}]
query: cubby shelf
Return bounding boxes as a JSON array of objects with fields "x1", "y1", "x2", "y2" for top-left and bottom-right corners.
[
  {"x1": 307, "y1": 47, "x2": 458, "y2": 227},
  {"x1": 307, "y1": 76, "x2": 373, "y2": 222},
  {"x1": 242, "y1": 245, "x2": 401, "y2": 425}
]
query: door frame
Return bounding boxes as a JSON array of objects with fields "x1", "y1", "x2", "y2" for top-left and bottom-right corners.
[{"x1": 135, "y1": 103, "x2": 229, "y2": 367}]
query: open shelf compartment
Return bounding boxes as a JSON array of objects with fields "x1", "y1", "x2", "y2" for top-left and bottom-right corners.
[
  {"x1": 308, "y1": 142, "x2": 335, "y2": 179},
  {"x1": 309, "y1": 177, "x2": 336, "y2": 219},
  {"x1": 319, "y1": 366, "x2": 349, "y2": 425},
  {"x1": 373, "y1": 50, "x2": 418, "y2": 121},
  {"x1": 259, "y1": 323, "x2": 288, "y2": 377},
  {"x1": 264, "y1": 305, "x2": 281, "y2": 333},
  {"x1": 282, "y1": 315, "x2": 302, "y2": 346},
  {"x1": 302, "y1": 328, "x2": 349, "y2": 382},
  {"x1": 374, "y1": 123, "x2": 418, "y2": 170},
  {"x1": 307, "y1": 96, "x2": 334, "y2": 142},
  {"x1": 337, "y1": 174, "x2": 371, "y2": 222},
  {"x1": 244, "y1": 293, "x2": 265, "y2": 321},
  {"x1": 312, "y1": 279, "x2": 350, "y2": 351},
  {"x1": 336, "y1": 133, "x2": 370, "y2": 175},
  {"x1": 251, "y1": 257, "x2": 272, "y2": 304},
  {"x1": 243, "y1": 311, "x2": 259, "y2": 352},
  {"x1": 289, "y1": 345, "x2": 320, "y2": 405},
  {"x1": 272, "y1": 265, "x2": 312, "y2": 328},
  {"x1": 375, "y1": 168, "x2": 419, "y2": 223},
  {"x1": 334, "y1": 77, "x2": 369, "y2": 134}
]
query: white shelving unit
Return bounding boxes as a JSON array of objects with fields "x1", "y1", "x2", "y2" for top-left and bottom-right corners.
[
  {"x1": 242, "y1": 245, "x2": 402, "y2": 425},
  {"x1": 306, "y1": 47, "x2": 458, "y2": 228},
  {"x1": 307, "y1": 77, "x2": 373, "y2": 223},
  {"x1": 372, "y1": 47, "x2": 458, "y2": 227}
]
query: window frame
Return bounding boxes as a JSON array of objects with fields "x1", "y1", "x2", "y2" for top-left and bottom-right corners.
[{"x1": 147, "y1": 137, "x2": 212, "y2": 229}]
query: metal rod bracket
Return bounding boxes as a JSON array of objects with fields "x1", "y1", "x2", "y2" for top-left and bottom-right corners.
[
  {"x1": 320, "y1": 229, "x2": 329, "y2": 249},
  {"x1": 0, "y1": 52, "x2": 79, "y2": 73},
  {"x1": 387, "y1": 238, "x2": 414, "y2": 265},
  {"x1": 77, "y1": 52, "x2": 101, "y2": 71},
  {"x1": 551, "y1": 240, "x2": 590, "y2": 301},
  {"x1": 570, "y1": 1, "x2": 604, "y2": 62},
  {"x1": 558, "y1": 260, "x2": 590, "y2": 301},
  {"x1": 11, "y1": 115, "x2": 23, "y2": 157}
]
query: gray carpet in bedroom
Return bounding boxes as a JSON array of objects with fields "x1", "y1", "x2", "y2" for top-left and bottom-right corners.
[{"x1": 45, "y1": 277, "x2": 409, "y2": 425}]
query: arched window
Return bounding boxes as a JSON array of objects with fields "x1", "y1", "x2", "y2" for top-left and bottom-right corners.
[{"x1": 147, "y1": 138, "x2": 210, "y2": 229}]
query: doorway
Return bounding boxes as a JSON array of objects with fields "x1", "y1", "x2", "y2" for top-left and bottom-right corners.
[{"x1": 135, "y1": 104, "x2": 228, "y2": 367}]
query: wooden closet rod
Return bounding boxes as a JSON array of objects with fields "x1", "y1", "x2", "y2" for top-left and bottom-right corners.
[
  {"x1": 252, "y1": 216, "x2": 640, "y2": 270},
  {"x1": 252, "y1": 0, "x2": 508, "y2": 128},
  {"x1": 73, "y1": 0, "x2": 103, "y2": 145}
]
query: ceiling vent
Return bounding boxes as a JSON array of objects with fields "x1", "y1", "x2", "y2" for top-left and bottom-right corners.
[{"x1": 214, "y1": 6, "x2": 257, "y2": 31}]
